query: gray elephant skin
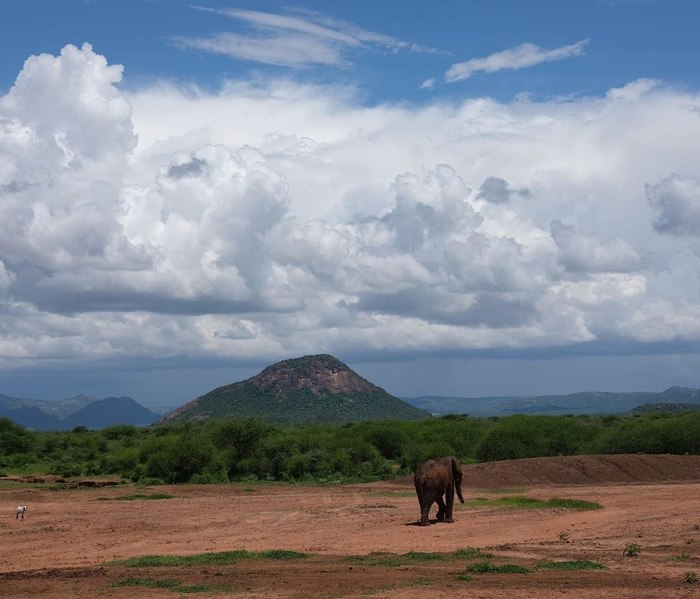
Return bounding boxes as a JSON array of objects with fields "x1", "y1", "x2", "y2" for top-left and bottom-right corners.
[{"x1": 413, "y1": 456, "x2": 465, "y2": 526}]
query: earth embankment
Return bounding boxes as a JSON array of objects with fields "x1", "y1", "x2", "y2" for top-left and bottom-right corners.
[{"x1": 389, "y1": 454, "x2": 700, "y2": 488}]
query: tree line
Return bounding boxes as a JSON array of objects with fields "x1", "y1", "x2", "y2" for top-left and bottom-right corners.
[{"x1": 2, "y1": 411, "x2": 700, "y2": 485}]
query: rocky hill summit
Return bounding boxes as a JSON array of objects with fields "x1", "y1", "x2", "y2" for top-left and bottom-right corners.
[
  {"x1": 161, "y1": 354, "x2": 428, "y2": 424},
  {"x1": 253, "y1": 354, "x2": 381, "y2": 396}
]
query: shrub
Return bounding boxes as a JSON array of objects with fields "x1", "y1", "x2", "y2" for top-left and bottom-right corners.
[
  {"x1": 0, "y1": 418, "x2": 36, "y2": 455},
  {"x1": 475, "y1": 415, "x2": 594, "y2": 462},
  {"x1": 103, "y1": 447, "x2": 140, "y2": 474},
  {"x1": 102, "y1": 425, "x2": 139, "y2": 441}
]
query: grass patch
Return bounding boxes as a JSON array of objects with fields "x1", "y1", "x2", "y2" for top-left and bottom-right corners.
[
  {"x1": 258, "y1": 549, "x2": 309, "y2": 560},
  {"x1": 454, "y1": 547, "x2": 493, "y2": 559},
  {"x1": 114, "y1": 577, "x2": 180, "y2": 589},
  {"x1": 110, "y1": 549, "x2": 309, "y2": 567},
  {"x1": 347, "y1": 551, "x2": 444, "y2": 567},
  {"x1": 467, "y1": 561, "x2": 531, "y2": 574},
  {"x1": 456, "y1": 573, "x2": 473, "y2": 582},
  {"x1": 623, "y1": 543, "x2": 641, "y2": 557},
  {"x1": 462, "y1": 495, "x2": 601, "y2": 511},
  {"x1": 97, "y1": 493, "x2": 174, "y2": 501},
  {"x1": 348, "y1": 548, "x2": 492, "y2": 567},
  {"x1": 347, "y1": 551, "x2": 442, "y2": 567},
  {"x1": 113, "y1": 577, "x2": 228, "y2": 594},
  {"x1": 545, "y1": 498, "x2": 601, "y2": 510},
  {"x1": 537, "y1": 560, "x2": 606, "y2": 570},
  {"x1": 672, "y1": 553, "x2": 691, "y2": 562}
]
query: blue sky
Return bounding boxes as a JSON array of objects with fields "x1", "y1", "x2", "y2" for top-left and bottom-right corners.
[
  {"x1": 1, "y1": 0, "x2": 700, "y2": 406},
  {"x1": 4, "y1": 0, "x2": 697, "y2": 102}
]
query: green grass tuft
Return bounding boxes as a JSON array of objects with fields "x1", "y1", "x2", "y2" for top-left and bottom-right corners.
[
  {"x1": 467, "y1": 561, "x2": 531, "y2": 574},
  {"x1": 258, "y1": 549, "x2": 309, "y2": 560},
  {"x1": 114, "y1": 577, "x2": 181, "y2": 589},
  {"x1": 110, "y1": 549, "x2": 308, "y2": 567},
  {"x1": 463, "y1": 495, "x2": 600, "y2": 511},
  {"x1": 454, "y1": 547, "x2": 493, "y2": 559},
  {"x1": 545, "y1": 498, "x2": 601, "y2": 510},
  {"x1": 348, "y1": 548, "x2": 493, "y2": 567},
  {"x1": 672, "y1": 553, "x2": 691, "y2": 562},
  {"x1": 177, "y1": 583, "x2": 219, "y2": 593},
  {"x1": 537, "y1": 560, "x2": 606, "y2": 570},
  {"x1": 113, "y1": 577, "x2": 229, "y2": 594},
  {"x1": 346, "y1": 551, "x2": 444, "y2": 567}
]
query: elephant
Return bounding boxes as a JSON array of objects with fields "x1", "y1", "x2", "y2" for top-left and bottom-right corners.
[{"x1": 413, "y1": 456, "x2": 465, "y2": 526}]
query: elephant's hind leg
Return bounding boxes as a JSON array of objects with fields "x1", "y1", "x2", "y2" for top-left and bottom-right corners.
[
  {"x1": 415, "y1": 480, "x2": 431, "y2": 526},
  {"x1": 418, "y1": 497, "x2": 433, "y2": 526},
  {"x1": 436, "y1": 496, "x2": 447, "y2": 522}
]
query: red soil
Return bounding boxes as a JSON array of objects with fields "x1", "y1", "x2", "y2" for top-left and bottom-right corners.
[{"x1": 3, "y1": 454, "x2": 700, "y2": 597}]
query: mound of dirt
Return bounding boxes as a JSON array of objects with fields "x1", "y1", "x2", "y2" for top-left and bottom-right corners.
[{"x1": 390, "y1": 454, "x2": 700, "y2": 488}]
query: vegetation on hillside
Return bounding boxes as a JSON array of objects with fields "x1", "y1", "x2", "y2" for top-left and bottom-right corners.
[
  {"x1": 3, "y1": 411, "x2": 700, "y2": 484},
  {"x1": 162, "y1": 354, "x2": 428, "y2": 424}
]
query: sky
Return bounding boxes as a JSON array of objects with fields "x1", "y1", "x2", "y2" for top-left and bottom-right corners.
[{"x1": 1, "y1": 0, "x2": 700, "y2": 407}]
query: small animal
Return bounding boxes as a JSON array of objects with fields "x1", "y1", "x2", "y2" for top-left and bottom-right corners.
[{"x1": 16, "y1": 506, "x2": 27, "y2": 520}]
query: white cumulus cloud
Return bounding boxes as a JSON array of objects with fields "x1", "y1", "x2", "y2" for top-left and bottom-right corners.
[
  {"x1": 646, "y1": 174, "x2": 700, "y2": 236},
  {"x1": 1, "y1": 44, "x2": 700, "y2": 373}
]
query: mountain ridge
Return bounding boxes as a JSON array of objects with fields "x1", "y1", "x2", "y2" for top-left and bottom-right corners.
[
  {"x1": 0, "y1": 395, "x2": 159, "y2": 430},
  {"x1": 402, "y1": 386, "x2": 700, "y2": 416}
]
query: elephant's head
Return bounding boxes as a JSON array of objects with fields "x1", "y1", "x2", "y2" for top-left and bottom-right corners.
[{"x1": 451, "y1": 456, "x2": 465, "y2": 503}]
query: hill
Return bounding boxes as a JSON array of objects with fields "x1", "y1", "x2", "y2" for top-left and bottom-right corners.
[
  {"x1": 62, "y1": 397, "x2": 159, "y2": 429},
  {"x1": 0, "y1": 393, "x2": 159, "y2": 430},
  {"x1": 161, "y1": 354, "x2": 429, "y2": 424},
  {"x1": 402, "y1": 386, "x2": 700, "y2": 416}
]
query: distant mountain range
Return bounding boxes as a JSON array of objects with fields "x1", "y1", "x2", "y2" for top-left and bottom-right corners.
[
  {"x1": 402, "y1": 386, "x2": 700, "y2": 416},
  {"x1": 0, "y1": 394, "x2": 160, "y2": 430},
  {"x1": 4, "y1": 366, "x2": 699, "y2": 431},
  {"x1": 161, "y1": 354, "x2": 429, "y2": 425}
]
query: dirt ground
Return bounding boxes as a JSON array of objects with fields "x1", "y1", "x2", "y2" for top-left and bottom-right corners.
[{"x1": 3, "y1": 454, "x2": 700, "y2": 598}]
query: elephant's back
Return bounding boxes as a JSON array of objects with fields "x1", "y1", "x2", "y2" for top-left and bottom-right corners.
[{"x1": 414, "y1": 459, "x2": 449, "y2": 483}]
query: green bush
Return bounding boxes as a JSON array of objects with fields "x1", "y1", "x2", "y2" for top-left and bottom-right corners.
[
  {"x1": 6, "y1": 408, "x2": 700, "y2": 485},
  {"x1": 0, "y1": 418, "x2": 36, "y2": 455},
  {"x1": 141, "y1": 428, "x2": 217, "y2": 484},
  {"x1": 474, "y1": 415, "x2": 596, "y2": 462}
]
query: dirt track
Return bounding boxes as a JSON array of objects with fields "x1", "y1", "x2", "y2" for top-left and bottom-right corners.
[{"x1": 3, "y1": 454, "x2": 700, "y2": 597}]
